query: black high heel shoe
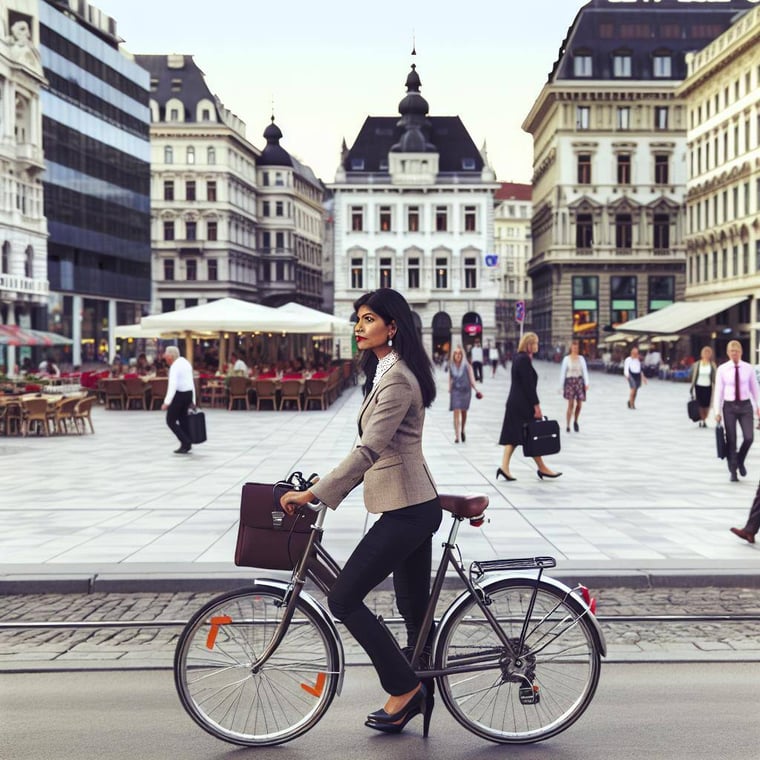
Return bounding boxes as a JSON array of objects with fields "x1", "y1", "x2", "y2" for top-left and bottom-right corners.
[
  {"x1": 496, "y1": 468, "x2": 516, "y2": 482},
  {"x1": 365, "y1": 684, "x2": 432, "y2": 736},
  {"x1": 537, "y1": 470, "x2": 562, "y2": 480}
]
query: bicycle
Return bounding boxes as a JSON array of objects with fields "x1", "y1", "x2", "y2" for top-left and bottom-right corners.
[{"x1": 174, "y1": 471, "x2": 606, "y2": 746}]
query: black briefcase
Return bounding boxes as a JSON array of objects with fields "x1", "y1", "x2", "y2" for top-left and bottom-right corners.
[
  {"x1": 523, "y1": 417, "x2": 561, "y2": 457},
  {"x1": 187, "y1": 408, "x2": 207, "y2": 444},
  {"x1": 715, "y1": 424, "x2": 726, "y2": 460},
  {"x1": 687, "y1": 398, "x2": 700, "y2": 422}
]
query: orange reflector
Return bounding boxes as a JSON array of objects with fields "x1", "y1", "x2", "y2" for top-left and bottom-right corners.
[
  {"x1": 206, "y1": 615, "x2": 232, "y2": 649},
  {"x1": 301, "y1": 672, "x2": 326, "y2": 697}
]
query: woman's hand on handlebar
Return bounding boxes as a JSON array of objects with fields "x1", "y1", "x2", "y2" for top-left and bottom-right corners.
[{"x1": 280, "y1": 489, "x2": 316, "y2": 515}]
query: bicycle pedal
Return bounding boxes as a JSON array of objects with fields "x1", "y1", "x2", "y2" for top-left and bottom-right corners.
[{"x1": 519, "y1": 685, "x2": 540, "y2": 705}]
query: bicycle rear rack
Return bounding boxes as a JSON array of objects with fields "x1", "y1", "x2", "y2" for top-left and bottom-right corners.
[{"x1": 470, "y1": 556, "x2": 556, "y2": 579}]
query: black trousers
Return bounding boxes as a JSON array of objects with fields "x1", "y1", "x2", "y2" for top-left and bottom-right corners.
[
  {"x1": 472, "y1": 361, "x2": 483, "y2": 382},
  {"x1": 327, "y1": 497, "x2": 442, "y2": 695},
  {"x1": 744, "y1": 482, "x2": 760, "y2": 535},
  {"x1": 166, "y1": 390, "x2": 193, "y2": 448},
  {"x1": 723, "y1": 399, "x2": 754, "y2": 473}
]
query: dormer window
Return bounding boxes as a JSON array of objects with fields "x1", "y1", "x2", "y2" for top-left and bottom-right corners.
[
  {"x1": 613, "y1": 52, "x2": 632, "y2": 78},
  {"x1": 462, "y1": 158, "x2": 476, "y2": 170},
  {"x1": 653, "y1": 52, "x2": 672, "y2": 78},
  {"x1": 351, "y1": 158, "x2": 365, "y2": 171},
  {"x1": 573, "y1": 52, "x2": 593, "y2": 77},
  {"x1": 171, "y1": 78, "x2": 182, "y2": 92},
  {"x1": 379, "y1": 159, "x2": 388, "y2": 171}
]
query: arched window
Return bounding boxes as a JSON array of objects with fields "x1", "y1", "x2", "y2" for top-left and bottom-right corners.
[
  {"x1": 164, "y1": 146, "x2": 173, "y2": 164},
  {"x1": 1, "y1": 242, "x2": 9, "y2": 274},
  {"x1": 187, "y1": 146, "x2": 195, "y2": 165},
  {"x1": 207, "y1": 147, "x2": 216, "y2": 164}
]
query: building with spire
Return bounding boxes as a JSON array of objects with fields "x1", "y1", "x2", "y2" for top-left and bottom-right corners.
[
  {"x1": 138, "y1": 54, "x2": 325, "y2": 314},
  {"x1": 331, "y1": 61, "x2": 499, "y2": 358},
  {"x1": 522, "y1": 0, "x2": 753, "y2": 358},
  {"x1": 256, "y1": 117, "x2": 326, "y2": 309}
]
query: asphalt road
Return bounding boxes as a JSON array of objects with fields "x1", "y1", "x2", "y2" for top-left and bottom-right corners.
[{"x1": 1, "y1": 663, "x2": 757, "y2": 760}]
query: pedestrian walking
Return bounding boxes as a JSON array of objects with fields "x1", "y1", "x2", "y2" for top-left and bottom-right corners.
[
  {"x1": 689, "y1": 346, "x2": 716, "y2": 428},
  {"x1": 496, "y1": 331, "x2": 561, "y2": 482},
  {"x1": 558, "y1": 340, "x2": 589, "y2": 433},
  {"x1": 713, "y1": 340, "x2": 760, "y2": 482},
  {"x1": 448, "y1": 345, "x2": 482, "y2": 443},
  {"x1": 623, "y1": 346, "x2": 646, "y2": 409},
  {"x1": 489, "y1": 341, "x2": 500, "y2": 377},
  {"x1": 161, "y1": 346, "x2": 195, "y2": 454},
  {"x1": 280, "y1": 288, "x2": 440, "y2": 737},
  {"x1": 730, "y1": 482, "x2": 760, "y2": 544},
  {"x1": 470, "y1": 339, "x2": 484, "y2": 382}
]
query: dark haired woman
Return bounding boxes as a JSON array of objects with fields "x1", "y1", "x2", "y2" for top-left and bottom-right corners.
[
  {"x1": 280, "y1": 288, "x2": 440, "y2": 737},
  {"x1": 497, "y1": 331, "x2": 561, "y2": 481}
]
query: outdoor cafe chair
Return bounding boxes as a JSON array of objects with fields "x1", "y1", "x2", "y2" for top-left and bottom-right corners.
[
  {"x1": 149, "y1": 377, "x2": 168, "y2": 410},
  {"x1": 51, "y1": 396, "x2": 80, "y2": 435},
  {"x1": 103, "y1": 379, "x2": 125, "y2": 410},
  {"x1": 21, "y1": 397, "x2": 52, "y2": 436},
  {"x1": 124, "y1": 377, "x2": 149, "y2": 410},
  {"x1": 72, "y1": 396, "x2": 95, "y2": 434},
  {"x1": 228, "y1": 375, "x2": 250, "y2": 411},
  {"x1": 279, "y1": 379, "x2": 303, "y2": 411},
  {"x1": 305, "y1": 378, "x2": 328, "y2": 410},
  {"x1": 255, "y1": 378, "x2": 277, "y2": 410},
  {"x1": 0, "y1": 401, "x2": 22, "y2": 436}
]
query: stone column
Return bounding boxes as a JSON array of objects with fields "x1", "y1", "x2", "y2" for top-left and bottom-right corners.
[{"x1": 72, "y1": 294, "x2": 82, "y2": 367}]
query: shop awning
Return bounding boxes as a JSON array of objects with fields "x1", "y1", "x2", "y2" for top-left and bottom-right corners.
[{"x1": 615, "y1": 297, "x2": 747, "y2": 335}]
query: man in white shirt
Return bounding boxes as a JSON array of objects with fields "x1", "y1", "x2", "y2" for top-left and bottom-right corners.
[
  {"x1": 470, "y1": 340, "x2": 484, "y2": 382},
  {"x1": 713, "y1": 340, "x2": 760, "y2": 481},
  {"x1": 161, "y1": 346, "x2": 196, "y2": 454},
  {"x1": 230, "y1": 352, "x2": 248, "y2": 375}
]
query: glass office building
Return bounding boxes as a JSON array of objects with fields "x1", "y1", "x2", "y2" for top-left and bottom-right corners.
[{"x1": 39, "y1": 0, "x2": 151, "y2": 365}]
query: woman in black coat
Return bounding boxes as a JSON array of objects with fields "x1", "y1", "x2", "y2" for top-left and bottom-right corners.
[{"x1": 497, "y1": 331, "x2": 562, "y2": 481}]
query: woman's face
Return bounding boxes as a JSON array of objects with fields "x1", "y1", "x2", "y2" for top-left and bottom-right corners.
[
  {"x1": 453, "y1": 349, "x2": 463, "y2": 362},
  {"x1": 354, "y1": 305, "x2": 394, "y2": 353},
  {"x1": 570, "y1": 343, "x2": 579, "y2": 355},
  {"x1": 701, "y1": 347, "x2": 712, "y2": 362},
  {"x1": 529, "y1": 339, "x2": 539, "y2": 354}
]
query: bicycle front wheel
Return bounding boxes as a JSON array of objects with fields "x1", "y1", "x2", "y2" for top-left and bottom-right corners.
[
  {"x1": 435, "y1": 578, "x2": 602, "y2": 744},
  {"x1": 174, "y1": 586, "x2": 341, "y2": 746}
]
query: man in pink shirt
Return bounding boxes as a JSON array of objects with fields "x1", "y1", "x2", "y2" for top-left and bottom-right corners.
[{"x1": 713, "y1": 340, "x2": 760, "y2": 482}]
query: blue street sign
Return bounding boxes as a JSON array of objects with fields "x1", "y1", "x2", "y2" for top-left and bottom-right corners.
[{"x1": 515, "y1": 300, "x2": 525, "y2": 323}]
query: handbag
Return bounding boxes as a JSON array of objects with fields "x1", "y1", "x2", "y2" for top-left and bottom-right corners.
[
  {"x1": 186, "y1": 408, "x2": 207, "y2": 444},
  {"x1": 234, "y1": 481, "x2": 318, "y2": 570},
  {"x1": 715, "y1": 424, "x2": 727, "y2": 460},
  {"x1": 687, "y1": 398, "x2": 700, "y2": 422},
  {"x1": 523, "y1": 417, "x2": 561, "y2": 457}
]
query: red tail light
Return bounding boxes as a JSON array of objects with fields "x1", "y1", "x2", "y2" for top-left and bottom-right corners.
[{"x1": 577, "y1": 585, "x2": 597, "y2": 615}]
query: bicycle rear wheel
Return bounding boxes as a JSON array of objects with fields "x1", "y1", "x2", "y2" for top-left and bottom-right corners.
[
  {"x1": 174, "y1": 586, "x2": 340, "y2": 746},
  {"x1": 435, "y1": 578, "x2": 602, "y2": 744}
]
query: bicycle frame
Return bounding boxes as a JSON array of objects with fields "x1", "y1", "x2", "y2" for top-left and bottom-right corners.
[{"x1": 249, "y1": 501, "x2": 605, "y2": 681}]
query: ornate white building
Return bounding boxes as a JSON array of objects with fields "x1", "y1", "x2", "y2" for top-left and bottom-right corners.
[
  {"x1": 330, "y1": 62, "x2": 499, "y2": 359},
  {"x1": 680, "y1": 5, "x2": 760, "y2": 358},
  {"x1": 493, "y1": 182, "x2": 532, "y2": 351},
  {"x1": 0, "y1": 0, "x2": 48, "y2": 370}
]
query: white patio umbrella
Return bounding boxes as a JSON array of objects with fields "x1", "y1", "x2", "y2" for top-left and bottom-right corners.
[
  {"x1": 277, "y1": 302, "x2": 348, "y2": 333},
  {"x1": 140, "y1": 297, "x2": 321, "y2": 334}
]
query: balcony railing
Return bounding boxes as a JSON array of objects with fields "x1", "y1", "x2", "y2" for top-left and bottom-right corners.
[{"x1": 0, "y1": 273, "x2": 49, "y2": 296}]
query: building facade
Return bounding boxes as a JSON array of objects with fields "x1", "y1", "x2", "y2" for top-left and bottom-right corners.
[
  {"x1": 522, "y1": 0, "x2": 751, "y2": 358},
  {"x1": 40, "y1": 0, "x2": 151, "y2": 365},
  {"x1": 331, "y1": 62, "x2": 499, "y2": 360},
  {"x1": 137, "y1": 54, "x2": 261, "y2": 313},
  {"x1": 493, "y1": 182, "x2": 532, "y2": 353},
  {"x1": 0, "y1": 0, "x2": 48, "y2": 372},
  {"x1": 680, "y1": 6, "x2": 760, "y2": 359},
  {"x1": 256, "y1": 118, "x2": 325, "y2": 309},
  {"x1": 138, "y1": 54, "x2": 325, "y2": 315}
]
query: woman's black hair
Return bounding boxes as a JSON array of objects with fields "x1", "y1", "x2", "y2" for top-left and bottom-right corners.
[{"x1": 353, "y1": 288, "x2": 436, "y2": 407}]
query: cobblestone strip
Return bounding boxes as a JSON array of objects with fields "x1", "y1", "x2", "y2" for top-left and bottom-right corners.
[{"x1": 2, "y1": 587, "x2": 760, "y2": 670}]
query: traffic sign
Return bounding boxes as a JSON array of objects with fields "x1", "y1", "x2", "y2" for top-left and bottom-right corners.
[{"x1": 515, "y1": 300, "x2": 525, "y2": 323}]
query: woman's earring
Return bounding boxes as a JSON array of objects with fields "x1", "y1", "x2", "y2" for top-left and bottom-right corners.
[{"x1": 387, "y1": 336, "x2": 393, "y2": 347}]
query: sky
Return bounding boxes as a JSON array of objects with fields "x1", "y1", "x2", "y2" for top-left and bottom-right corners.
[{"x1": 91, "y1": 0, "x2": 587, "y2": 184}]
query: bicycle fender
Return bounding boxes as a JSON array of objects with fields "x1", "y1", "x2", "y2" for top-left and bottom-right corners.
[
  {"x1": 436, "y1": 573, "x2": 607, "y2": 658},
  {"x1": 250, "y1": 579, "x2": 346, "y2": 694}
]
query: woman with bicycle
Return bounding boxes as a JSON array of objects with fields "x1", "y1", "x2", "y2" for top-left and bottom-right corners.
[{"x1": 280, "y1": 288, "x2": 441, "y2": 737}]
